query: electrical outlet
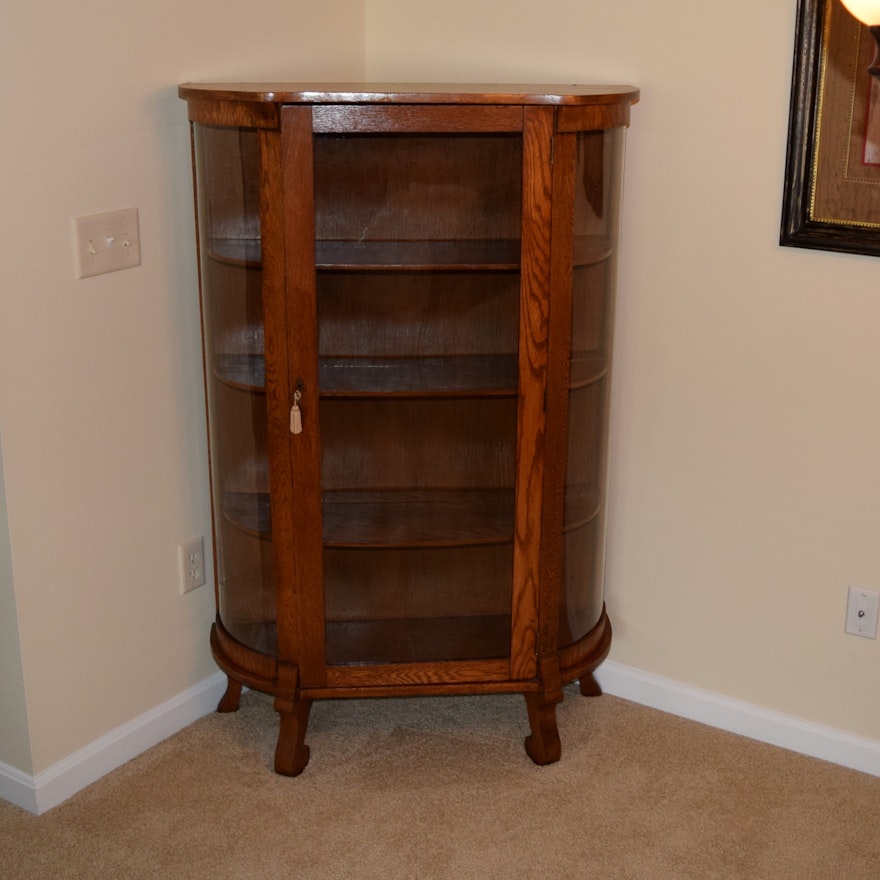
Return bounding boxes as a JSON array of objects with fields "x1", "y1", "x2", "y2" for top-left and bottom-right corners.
[
  {"x1": 178, "y1": 536, "x2": 206, "y2": 595},
  {"x1": 74, "y1": 207, "x2": 141, "y2": 278},
  {"x1": 844, "y1": 586, "x2": 879, "y2": 639}
]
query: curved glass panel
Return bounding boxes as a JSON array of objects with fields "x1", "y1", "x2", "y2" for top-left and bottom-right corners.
[
  {"x1": 561, "y1": 128, "x2": 624, "y2": 645},
  {"x1": 193, "y1": 124, "x2": 276, "y2": 654}
]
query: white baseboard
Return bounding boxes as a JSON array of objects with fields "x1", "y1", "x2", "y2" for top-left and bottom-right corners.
[
  {"x1": 0, "y1": 671, "x2": 227, "y2": 815},
  {"x1": 3, "y1": 663, "x2": 878, "y2": 815},
  {"x1": 595, "y1": 661, "x2": 880, "y2": 778}
]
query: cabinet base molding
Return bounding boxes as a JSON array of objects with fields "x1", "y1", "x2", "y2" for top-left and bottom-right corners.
[{"x1": 210, "y1": 609, "x2": 612, "y2": 774}]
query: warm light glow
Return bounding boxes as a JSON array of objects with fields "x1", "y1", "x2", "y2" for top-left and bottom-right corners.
[{"x1": 840, "y1": 0, "x2": 880, "y2": 26}]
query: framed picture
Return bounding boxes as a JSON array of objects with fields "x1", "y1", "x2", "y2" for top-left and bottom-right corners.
[{"x1": 781, "y1": 0, "x2": 880, "y2": 256}]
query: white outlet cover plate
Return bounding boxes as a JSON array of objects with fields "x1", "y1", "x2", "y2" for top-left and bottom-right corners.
[
  {"x1": 74, "y1": 208, "x2": 140, "y2": 278},
  {"x1": 845, "y1": 586, "x2": 880, "y2": 639},
  {"x1": 178, "y1": 536, "x2": 206, "y2": 595}
]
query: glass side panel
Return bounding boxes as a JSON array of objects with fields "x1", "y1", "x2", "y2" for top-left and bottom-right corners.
[
  {"x1": 314, "y1": 132, "x2": 523, "y2": 666},
  {"x1": 193, "y1": 124, "x2": 276, "y2": 655},
  {"x1": 560, "y1": 128, "x2": 625, "y2": 646}
]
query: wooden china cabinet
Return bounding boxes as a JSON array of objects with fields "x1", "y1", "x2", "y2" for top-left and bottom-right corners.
[{"x1": 179, "y1": 82, "x2": 638, "y2": 775}]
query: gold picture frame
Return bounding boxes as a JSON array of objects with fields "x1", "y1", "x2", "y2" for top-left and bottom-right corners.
[{"x1": 781, "y1": 0, "x2": 880, "y2": 255}]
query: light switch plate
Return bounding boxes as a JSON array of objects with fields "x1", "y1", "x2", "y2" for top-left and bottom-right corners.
[{"x1": 74, "y1": 208, "x2": 140, "y2": 278}]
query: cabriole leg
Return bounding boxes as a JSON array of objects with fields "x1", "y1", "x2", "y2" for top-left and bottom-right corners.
[
  {"x1": 217, "y1": 675, "x2": 243, "y2": 713},
  {"x1": 578, "y1": 672, "x2": 603, "y2": 697},
  {"x1": 273, "y1": 662, "x2": 312, "y2": 776},
  {"x1": 274, "y1": 696, "x2": 312, "y2": 776},
  {"x1": 523, "y1": 691, "x2": 562, "y2": 766}
]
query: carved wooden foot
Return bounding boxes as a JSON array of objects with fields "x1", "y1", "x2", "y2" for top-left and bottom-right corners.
[
  {"x1": 273, "y1": 695, "x2": 312, "y2": 776},
  {"x1": 273, "y1": 662, "x2": 312, "y2": 776},
  {"x1": 523, "y1": 691, "x2": 562, "y2": 766},
  {"x1": 217, "y1": 675, "x2": 243, "y2": 713},
  {"x1": 578, "y1": 672, "x2": 603, "y2": 697}
]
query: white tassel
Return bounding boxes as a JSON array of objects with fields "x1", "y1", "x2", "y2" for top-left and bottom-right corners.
[{"x1": 290, "y1": 390, "x2": 303, "y2": 435}]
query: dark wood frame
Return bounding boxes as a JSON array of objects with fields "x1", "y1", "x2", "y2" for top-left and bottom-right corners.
[{"x1": 781, "y1": 0, "x2": 880, "y2": 256}]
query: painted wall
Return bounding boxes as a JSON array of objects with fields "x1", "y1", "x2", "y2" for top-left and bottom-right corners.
[
  {"x1": 0, "y1": 438, "x2": 32, "y2": 773},
  {"x1": 365, "y1": 0, "x2": 880, "y2": 741},
  {"x1": 0, "y1": 0, "x2": 366, "y2": 774}
]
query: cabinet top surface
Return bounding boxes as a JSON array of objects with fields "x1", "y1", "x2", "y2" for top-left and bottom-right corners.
[{"x1": 178, "y1": 82, "x2": 639, "y2": 106}]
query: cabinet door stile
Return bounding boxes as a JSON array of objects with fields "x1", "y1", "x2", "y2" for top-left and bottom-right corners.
[
  {"x1": 279, "y1": 106, "x2": 326, "y2": 684},
  {"x1": 257, "y1": 128, "x2": 299, "y2": 662},
  {"x1": 509, "y1": 105, "x2": 554, "y2": 681}
]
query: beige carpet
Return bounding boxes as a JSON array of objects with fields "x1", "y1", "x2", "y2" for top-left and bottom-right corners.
[{"x1": 3, "y1": 686, "x2": 879, "y2": 879}]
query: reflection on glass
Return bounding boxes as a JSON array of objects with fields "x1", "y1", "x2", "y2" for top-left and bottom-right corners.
[
  {"x1": 194, "y1": 125, "x2": 276, "y2": 654},
  {"x1": 561, "y1": 129, "x2": 624, "y2": 646}
]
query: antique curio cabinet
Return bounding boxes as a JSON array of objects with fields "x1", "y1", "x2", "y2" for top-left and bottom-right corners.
[{"x1": 179, "y1": 82, "x2": 638, "y2": 774}]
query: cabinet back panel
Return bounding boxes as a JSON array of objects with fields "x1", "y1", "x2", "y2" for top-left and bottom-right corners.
[
  {"x1": 324, "y1": 544, "x2": 511, "y2": 621},
  {"x1": 560, "y1": 521, "x2": 603, "y2": 646},
  {"x1": 565, "y1": 383, "x2": 604, "y2": 488},
  {"x1": 313, "y1": 134, "x2": 522, "y2": 242},
  {"x1": 216, "y1": 524, "x2": 276, "y2": 646},
  {"x1": 570, "y1": 262, "x2": 609, "y2": 357},
  {"x1": 573, "y1": 130, "x2": 624, "y2": 237},
  {"x1": 206, "y1": 383, "x2": 269, "y2": 495},
  {"x1": 319, "y1": 398, "x2": 517, "y2": 490},
  {"x1": 325, "y1": 617, "x2": 510, "y2": 667},
  {"x1": 203, "y1": 261, "x2": 264, "y2": 356},
  {"x1": 194, "y1": 125, "x2": 261, "y2": 243},
  {"x1": 317, "y1": 271, "x2": 519, "y2": 358}
]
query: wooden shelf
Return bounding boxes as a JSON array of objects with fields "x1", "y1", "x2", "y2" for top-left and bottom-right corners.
[
  {"x1": 219, "y1": 619, "x2": 278, "y2": 657},
  {"x1": 214, "y1": 354, "x2": 266, "y2": 391},
  {"x1": 326, "y1": 614, "x2": 510, "y2": 665},
  {"x1": 569, "y1": 352, "x2": 607, "y2": 388},
  {"x1": 322, "y1": 488, "x2": 515, "y2": 548},
  {"x1": 223, "y1": 491, "x2": 272, "y2": 538},
  {"x1": 207, "y1": 237, "x2": 261, "y2": 268},
  {"x1": 317, "y1": 239, "x2": 520, "y2": 270},
  {"x1": 223, "y1": 485, "x2": 599, "y2": 543},
  {"x1": 224, "y1": 488, "x2": 515, "y2": 546},
  {"x1": 319, "y1": 354, "x2": 517, "y2": 396},
  {"x1": 573, "y1": 235, "x2": 612, "y2": 266},
  {"x1": 214, "y1": 353, "x2": 518, "y2": 396},
  {"x1": 563, "y1": 483, "x2": 601, "y2": 531},
  {"x1": 215, "y1": 351, "x2": 600, "y2": 395},
  {"x1": 208, "y1": 235, "x2": 611, "y2": 270}
]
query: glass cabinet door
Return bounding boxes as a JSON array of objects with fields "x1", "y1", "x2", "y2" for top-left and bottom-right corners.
[{"x1": 310, "y1": 121, "x2": 525, "y2": 669}]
